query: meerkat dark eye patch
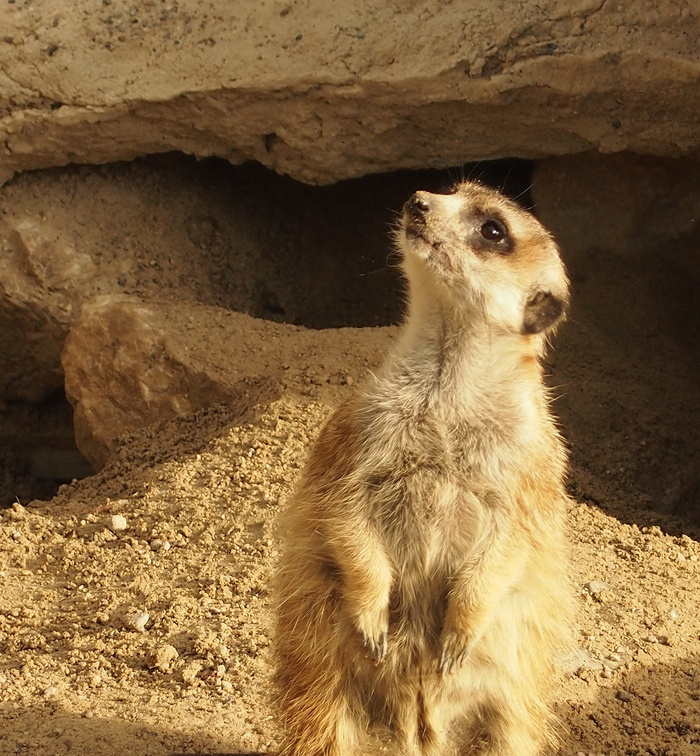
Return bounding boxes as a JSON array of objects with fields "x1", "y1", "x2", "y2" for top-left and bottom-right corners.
[
  {"x1": 522, "y1": 291, "x2": 566, "y2": 334},
  {"x1": 469, "y1": 214, "x2": 514, "y2": 255},
  {"x1": 480, "y1": 219, "x2": 506, "y2": 243}
]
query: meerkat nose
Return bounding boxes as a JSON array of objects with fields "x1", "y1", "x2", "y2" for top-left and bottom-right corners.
[{"x1": 405, "y1": 192, "x2": 431, "y2": 220}]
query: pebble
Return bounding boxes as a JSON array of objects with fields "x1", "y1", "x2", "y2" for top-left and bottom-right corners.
[
  {"x1": 585, "y1": 580, "x2": 611, "y2": 595},
  {"x1": 42, "y1": 685, "x2": 58, "y2": 698},
  {"x1": 123, "y1": 610, "x2": 149, "y2": 632},
  {"x1": 617, "y1": 690, "x2": 632, "y2": 702},
  {"x1": 559, "y1": 648, "x2": 603, "y2": 676},
  {"x1": 108, "y1": 514, "x2": 128, "y2": 533},
  {"x1": 146, "y1": 643, "x2": 179, "y2": 671},
  {"x1": 83, "y1": 710, "x2": 94, "y2": 719},
  {"x1": 151, "y1": 539, "x2": 172, "y2": 551}
]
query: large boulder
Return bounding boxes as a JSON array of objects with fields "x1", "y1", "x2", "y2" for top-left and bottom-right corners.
[
  {"x1": 0, "y1": 158, "x2": 407, "y2": 402},
  {"x1": 61, "y1": 295, "x2": 391, "y2": 469},
  {"x1": 0, "y1": 162, "x2": 237, "y2": 401},
  {"x1": 0, "y1": 1, "x2": 698, "y2": 186}
]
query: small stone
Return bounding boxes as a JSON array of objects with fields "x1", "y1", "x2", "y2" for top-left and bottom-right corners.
[
  {"x1": 617, "y1": 690, "x2": 632, "y2": 702},
  {"x1": 150, "y1": 538, "x2": 164, "y2": 551},
  {"x1": 83, "y1": 710, "x2": 95, "y2": 719},
  {"x1": 585, "y1": 580, "x2": 611, "y2": 595},
  {"x1": 559, "y1": 648, "x2": 603, "y2": 676},
  {"x1": 43, "y1": 685, "x2": 59, "y2": 698},
  {"x1": 345, "y1": 375, "x2": 353, "y2": 386},
  {"x1": 643, "y1": 634, "x2": 658, "y2": 643},
  {"x1": 601, "y1": 667, "x2": 612, "y2": 678},
  {"x1": 146, "y1": 643, "x2": 179, "y2": 671},
  {"x1": 669, "y1": 609, "x2": 678, "y2": 620},
  {"x1": 108, "y1": 514, "x2": 128, "y2": 532},
  {"x1": 123, "y1": 610, "x2": 149, "y2": 632}
]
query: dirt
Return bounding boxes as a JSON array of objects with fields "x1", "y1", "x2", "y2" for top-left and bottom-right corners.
[{"x1": 1, "y1": 161, "x2": 700, "y2": 755}]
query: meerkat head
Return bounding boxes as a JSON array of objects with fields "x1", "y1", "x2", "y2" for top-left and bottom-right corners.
[{"x1": 398, "y1": 181, "x2": 569, "y2": 339}]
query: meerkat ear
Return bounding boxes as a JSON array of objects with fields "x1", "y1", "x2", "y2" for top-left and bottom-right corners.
[{"x1": 522, "y1": 290, "x2": 566, "y2": 334}]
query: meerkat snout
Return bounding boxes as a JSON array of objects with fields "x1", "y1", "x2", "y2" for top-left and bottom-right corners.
[{"x1": 399, "y1": 182, "x2": 569, "y2": 343}]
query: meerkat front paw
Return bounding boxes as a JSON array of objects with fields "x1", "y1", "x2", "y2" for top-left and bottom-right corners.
[
  {"x1": 362, "y1": 628, "x2": 388, "y2": 663},
  {"x1": 354, "y1": 610, "x2": 389, "y2": 663},
  {"x1": 438, "y1": 630, "x2": 471, "y2": 674}
]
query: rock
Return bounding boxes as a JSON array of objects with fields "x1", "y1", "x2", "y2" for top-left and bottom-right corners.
[
  {"x1": 107, "y1": 514, "x2": 128, "y2": 533},
  {"x1": 123, "y1": 610, "x2": 150, "y2": 633},
  {"x1": 61, "y1": 295, "x2": 391, "y2": 469},
  {"x1": 146, "y1": 644, "x2": 179, "y2": 672},
  {"x1": 585, "y1": 580, "x2": 611, "y2": 595},
  {"x1": 61, "y1": 295, "x2": 271, "y2": 469},
  {"x1": 0, "y1": 3, "x2": 699, "y2": 186},
  {"x1": 0, "y1": 219, "x2": 92, "y2": 402},
  {"x1": 149, "y1": 539, "x2": 167, "y2": 552},
  {"x1": 532, "y1": 153, "x2": 700, "y2": 258}
]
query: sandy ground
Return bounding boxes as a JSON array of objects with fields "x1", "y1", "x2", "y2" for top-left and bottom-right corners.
[
  {"x1": 1, "y1": 160, "x2": 700, "y2": 755},
  {"x1": 1, "y1": 324, "x2": 699, "y2": 756}
]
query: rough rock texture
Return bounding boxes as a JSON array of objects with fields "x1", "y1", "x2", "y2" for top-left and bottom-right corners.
[
  {"x1": 1, "y1": 0, "x2": 699, "y2": 186},
  {"x1": 0, "y1": 160, "x2": 235, "y2": 402},
  {"x1": 62, "y1": 295, "x2": 391, "y2": 469},
  {"x1": 532, "y1": 153, "x2": 700, "y2": 257},
  {"x1": 0, "y1": 157, "x2": 405, "y2": 402}
]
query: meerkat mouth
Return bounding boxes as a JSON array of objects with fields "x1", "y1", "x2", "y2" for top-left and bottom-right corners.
[{"x1": 404, "y1": 223, "x2": 453, "y2": 271}]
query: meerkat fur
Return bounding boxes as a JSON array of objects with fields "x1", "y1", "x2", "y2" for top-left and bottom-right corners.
[{"x1": 274, "y1": 181, "x2": 574, "y2": 756}]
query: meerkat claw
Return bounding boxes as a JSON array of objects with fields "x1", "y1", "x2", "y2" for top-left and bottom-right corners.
[
  {"x1": 438, "y1": 636, "x2": 470, "y2": 675},
  {"x1": 362, "y1": 630, "x2": 388, "y2": 663}
]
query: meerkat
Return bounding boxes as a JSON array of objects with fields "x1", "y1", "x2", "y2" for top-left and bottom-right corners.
[{"x1": 274, "y1": 181, "x2": 573, "y2": 756}]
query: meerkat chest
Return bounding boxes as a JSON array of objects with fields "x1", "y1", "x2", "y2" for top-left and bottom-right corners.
[{"x1": 361, "y1": 408, "x2": 514, "y2": 566}]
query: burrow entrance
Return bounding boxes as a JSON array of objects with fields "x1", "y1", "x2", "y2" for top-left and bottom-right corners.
[{"x1": 1, "y1": 153, "x2": 698, "y2": 533}]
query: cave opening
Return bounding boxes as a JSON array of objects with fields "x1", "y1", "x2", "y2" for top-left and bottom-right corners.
[{"x1": 0, "y1": 152, "x2": 698, "y2": 535}]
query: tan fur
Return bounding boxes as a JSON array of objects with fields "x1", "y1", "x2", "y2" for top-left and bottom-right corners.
[{"x1": 274, "y1": 182, "x2": 574, "y2": 756}]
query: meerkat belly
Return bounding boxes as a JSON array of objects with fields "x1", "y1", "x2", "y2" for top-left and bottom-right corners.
[{"x1": 370, "y1": 466, "x2": 481, "y2": 662}]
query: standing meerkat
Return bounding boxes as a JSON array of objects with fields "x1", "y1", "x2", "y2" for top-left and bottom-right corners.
[{"x1": 274, "y1": 181, "x2": 573, "y2": 756}]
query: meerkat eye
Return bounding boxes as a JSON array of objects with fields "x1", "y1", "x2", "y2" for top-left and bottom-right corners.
[{"x1": 480, "y1": 219, "x2": 507, "y2": 243}]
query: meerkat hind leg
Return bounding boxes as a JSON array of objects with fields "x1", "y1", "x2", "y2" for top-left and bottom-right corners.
[
  {"x1": 465, "y1": 697, "x2": 551, "y2": 756},
  {"x1": 386, "y1": 675, "x2": 449, "y2": 756},
  {"x1": 280, "y1": 675, "x2": 365, "y2": 756}
]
